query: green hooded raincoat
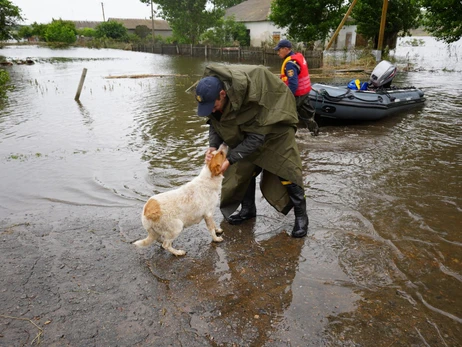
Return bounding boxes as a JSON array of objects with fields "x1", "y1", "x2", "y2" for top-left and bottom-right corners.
[{"x1": 202, "y1": 64, "x2": 305, "y2": 218}]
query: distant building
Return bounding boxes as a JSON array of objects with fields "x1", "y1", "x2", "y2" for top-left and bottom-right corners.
[
  {"x1": 73, "y1": 21, "x2": 101, "y2": 30},
  {"x1": 225, "y1": 0, "x2": 280, "y2": 47},
  {"x1": 108, "y1": 18, "x2": 172, "y2": 38},
  {"x1": 330, "y1": 17, "x2": 359, "y2": 50},
  {"x1": 225, "y1": 0, "x2": 359, "y2": 50},
  {"x1": 72, "y1": 18, "x2": 172, "y2": 38}
]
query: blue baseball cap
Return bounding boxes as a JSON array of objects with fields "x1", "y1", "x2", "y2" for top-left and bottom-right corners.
[
  {"x1": 195, "y1": 76, "x2": 223, "y2": 117},
  {"x1": 274, "y1": 39, "x2": 292, "y2": 50}
]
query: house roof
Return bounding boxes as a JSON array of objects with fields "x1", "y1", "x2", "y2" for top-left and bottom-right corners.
[
  {"x1": 225, "y1": 0, "x2": 273, "y2": 22},
  {"x1": 73, "y1": 21, "x2": 102, "y2": 29},
  {"x1": 107, "y1": 18, "x2": 171, "y2": 31}
]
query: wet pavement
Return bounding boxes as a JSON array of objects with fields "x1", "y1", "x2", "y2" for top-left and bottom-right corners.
[{"x1": 0, "y1": 199, "x2": 336, "y2": 346}]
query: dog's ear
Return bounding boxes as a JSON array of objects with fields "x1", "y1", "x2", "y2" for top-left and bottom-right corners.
[
  {"x1": 210, "y1": 162, "x2": 222, "y2": 176},
  {"x1": 209, "y1": 152, "x2": 224, "y2": 176}
]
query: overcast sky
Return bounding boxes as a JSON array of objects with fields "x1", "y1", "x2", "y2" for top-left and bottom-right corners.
[{"x1": 13, "y1": 0, "x2": 157, "y2": 24}]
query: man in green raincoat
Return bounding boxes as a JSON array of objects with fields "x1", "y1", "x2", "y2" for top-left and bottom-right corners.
[{"x1": 195, "y1": 63, "x2": 309, "y2": 238}]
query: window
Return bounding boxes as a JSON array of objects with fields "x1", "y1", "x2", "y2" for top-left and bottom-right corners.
[{"x1": 273, "y1": 32, "x2": 280, "y2": 44}]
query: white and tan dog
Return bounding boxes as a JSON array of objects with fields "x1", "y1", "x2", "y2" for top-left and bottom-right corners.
[{"x1": 134, "y1": 144, "x2": 228, "y2": 256}]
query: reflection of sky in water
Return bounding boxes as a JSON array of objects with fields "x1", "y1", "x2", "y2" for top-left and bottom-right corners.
[
  {"x1": 323, "y1": 36, "x2": 462, "y2": 73},
  {"x1": 394, "y1": 36, "x2": 462, "y2": 71}
]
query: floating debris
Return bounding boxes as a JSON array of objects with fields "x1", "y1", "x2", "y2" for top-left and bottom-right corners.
[{"x1": 105, "y1": 73, "x2": 198, "y2": 79}]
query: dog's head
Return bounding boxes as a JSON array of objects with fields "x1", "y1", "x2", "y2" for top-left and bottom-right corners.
[{"x1": 208, "y1": 144, "x2": 228, "y2": 177}]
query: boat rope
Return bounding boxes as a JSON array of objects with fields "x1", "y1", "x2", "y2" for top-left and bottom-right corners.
[
  {"x1": 312, "y1": 87, "x2": 384, "y2": 105},
  {"x1": 349, "y1": 93, "x2": 384, "y2": 103},
  {"x1": 311, "y1": 88, "x2": 350, "y2": 111}
]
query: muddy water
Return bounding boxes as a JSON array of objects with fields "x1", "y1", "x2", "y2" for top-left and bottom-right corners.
[{"x1": 0, "y1": 37, "x2": 461, "y2": 346}]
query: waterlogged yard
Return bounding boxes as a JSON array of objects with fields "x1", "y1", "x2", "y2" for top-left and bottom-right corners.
[{"x1": 0, "y1": 38, "x2": 461, "y2": 346}]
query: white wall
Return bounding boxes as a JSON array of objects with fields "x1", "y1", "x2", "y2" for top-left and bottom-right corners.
[
  {"x1": 332, "y1": 25, "x2": 357, "y2": 50},
  {"x1": 245, "y1": 21, "x2": 357, "y2": 49},
  {"x1": 245, "y1": 21, "x2": 287, "y2": 47}
]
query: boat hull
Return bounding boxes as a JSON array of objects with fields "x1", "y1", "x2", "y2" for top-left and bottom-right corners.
[{"x1": 308, "y1": 83, "x2": 425, "y2": 121}]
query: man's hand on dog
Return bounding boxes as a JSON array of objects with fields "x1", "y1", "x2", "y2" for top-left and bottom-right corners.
[{"x1": 205, "y1": 147, "x2": 229, "y2": 173}]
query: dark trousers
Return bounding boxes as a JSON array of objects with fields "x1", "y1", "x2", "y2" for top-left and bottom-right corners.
[{"x1": 295, "y1": 94, "x2": 319, "y2": 135}]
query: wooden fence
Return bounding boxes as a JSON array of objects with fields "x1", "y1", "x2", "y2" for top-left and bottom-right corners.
[{"x1": 132, "y1": 43, "x2": 324, "y2": 69}]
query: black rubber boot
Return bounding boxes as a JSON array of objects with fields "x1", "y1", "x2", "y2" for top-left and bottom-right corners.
[
  {"x1": 227, "y1": 177, "x2": 257, "y2": 225},
  {"x1": 285, "y1": 183, "x2": 309, "y2": 238},
  {"x1": 299, "y1": 98, "x2": 319, "y2": 136}
]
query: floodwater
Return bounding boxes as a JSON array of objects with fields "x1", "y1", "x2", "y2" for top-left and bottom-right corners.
[{"x1": 0, "y1": 36, "x2": 461, "y2": 346}]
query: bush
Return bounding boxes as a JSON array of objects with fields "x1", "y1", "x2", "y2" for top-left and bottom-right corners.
[
  {"x1": 199, "y1": 16, "x2": 249, "y2": 47},
  {"x1": 31, "y1": 22, "x2": 48, "y2": 41},
  {"x1": 44, "y1": 19, "x2": 77, "y2": 44},
  {"x1": 135, "y1": 25, "x2": 151, "y2": 40},
  {"x1": 77, "y1": 28, "x2": 96, "y2": 38},
  {"x1": 17, "y1": 25, "x2": 34, "y2": 40},
  {"x1": 95, "y1": 21, "x2": 128, "y2": 41},
  {"x1": 0, "y1": 69, "x2": 13, "y2": 99}
]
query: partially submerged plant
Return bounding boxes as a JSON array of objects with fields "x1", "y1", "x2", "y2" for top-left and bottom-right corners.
[{"x1": 0, "y1": 69, "x2": 14, "y2": 99}]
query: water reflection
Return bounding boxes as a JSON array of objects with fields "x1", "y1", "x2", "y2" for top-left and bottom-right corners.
[{"x1": 146, "y1": 230, "x2": 309, "y2": 345}]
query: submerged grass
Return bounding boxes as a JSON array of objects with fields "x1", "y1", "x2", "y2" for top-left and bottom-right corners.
[{"x1": 7, "y1": 153, "x2": 45, "y2": 161}]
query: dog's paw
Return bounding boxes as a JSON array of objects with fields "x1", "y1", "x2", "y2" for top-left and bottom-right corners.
[
  {"x1": 173, "y1": 249, "x2": 186, "y2": 256},
  {"x1": 215, "y1": 228, "x2": 224, "y2": 235},
  {"x1": 214, "y1": 236, "x2": 223, "y2": 243},
  {"x1": 133, "y1": 240, "x2": 145, "y2": 248}
]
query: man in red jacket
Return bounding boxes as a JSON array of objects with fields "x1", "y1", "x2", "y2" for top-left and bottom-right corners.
[{"x1": 275, "y1": 39, "x2": 319, "y2": 135}]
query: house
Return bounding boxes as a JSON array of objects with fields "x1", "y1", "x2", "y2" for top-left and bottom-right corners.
[
  {"x1": 330, "y1": 17, "x2": 361, "y2": 50},
  {"x1": 73, "y1": 21, "x2": 101, "y2": 30},
  {"x1": 225, "y1": 0, "x2": 358, "y2": 50},
  {"x1": 107, "y1": 18, "x2": 172, "y2": 38},
  {"x1": 225, "y1": 0, "x2": 282, "y2": 47}
]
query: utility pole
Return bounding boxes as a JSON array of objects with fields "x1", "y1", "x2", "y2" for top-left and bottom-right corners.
[
  {"x1": 376, "y1": 0, "x2": 389, "y2": 61},
  {"x1": 101, "y1": 2, "x2": 106, "y2": 22},
  {"x1": 150, "y1": 0, "x2": 155, "y2": 42}
]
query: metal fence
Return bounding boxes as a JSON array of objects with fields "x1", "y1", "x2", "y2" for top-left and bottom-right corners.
[{"x1": 132, "y1": 43, "x2": 324, "y2": 69}]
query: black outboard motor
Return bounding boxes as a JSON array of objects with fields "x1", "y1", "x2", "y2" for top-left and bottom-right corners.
[{"x1": 369, "y1": 60, "x2": 397, "y2": 88}]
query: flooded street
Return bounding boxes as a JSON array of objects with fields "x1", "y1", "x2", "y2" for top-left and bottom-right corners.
[{"x1": 1, "y1": 37, "x2": 461, "y2": 346}]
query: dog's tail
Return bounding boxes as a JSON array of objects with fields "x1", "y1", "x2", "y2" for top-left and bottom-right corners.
[{"x1": 143, "y1": 198, "x2": 162, "y2": 221}]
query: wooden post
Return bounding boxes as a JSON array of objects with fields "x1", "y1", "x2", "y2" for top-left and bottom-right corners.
[
  {"x1": 150, "y1": 0, "x2": 155, "y2": 43},
  {"x1": 325, "y1": 0, "x2": 358, "y2": 50},
  {"x1": 74, "y1": 68, "x2": 87, "y2": 101},
  {"x1": 101, "y1": 2, "x2": 105, "y2": 21},
  {"x1": 377, "y1": 0, "x2": 389, "y2": 60}
]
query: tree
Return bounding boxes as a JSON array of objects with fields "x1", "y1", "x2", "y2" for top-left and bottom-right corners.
[
  {"x1": 211, "y1": 0, "x2": 244, "y2": 7},
  {"x1": 0, "y1": 0, "x2": 24, "y2": 40},
  {"x1": 269, "y1": 0, "x2": 347, "y2": 47},
  {"x1": 95, "y1": 21, "x2": 128, "y2": 40},
  {"x1": 140, "y1": 0, "x2": 224, "y2": 44},
  {"x1": 134, "y1": 25, "x2": 151, "y2": 39},
  {"x1": 17, "y1": 25, "x2": 33, "y2": 40},
  {"x1": 200, "y1": 15, "x2": 249, "y2": 46},
  {"x1": 421, "y1": 0, "x2": 462, "y2": 44},
  {"x1": 30, "y1": 22, "x2": 48, "y2": 41},
  {"x1": 44, "y1": 19, "x2": 77, "y2": 44},
  {"x1": 352, "y1": 0, "x2": 422, "y2": 49}
]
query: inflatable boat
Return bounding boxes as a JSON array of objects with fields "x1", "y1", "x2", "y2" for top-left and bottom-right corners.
[{"x1": 308, "y1": 61, "x2": 426, "y2": 121}]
